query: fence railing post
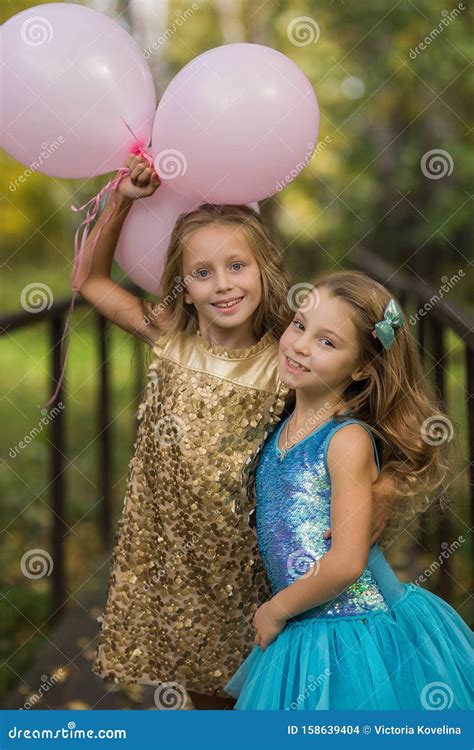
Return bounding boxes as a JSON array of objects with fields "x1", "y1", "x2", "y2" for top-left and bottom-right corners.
[
  {"x1": 430, "y1": 317, "x2": 451, "y2": 600},
  {"x1": 466, "y1": 346, "x2": 474, "y2": 595},
  {"x1": 97, "y1": 313, "x2": 111, "y2": 548},
  {"x1": 50, "y1": 315, "x2": 67, "y2": 621}
]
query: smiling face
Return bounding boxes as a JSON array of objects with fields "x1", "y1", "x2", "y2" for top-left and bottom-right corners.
[
  {"x1": 181, "y1": 223, "x2": 262, "y2": 335},
  {"x1": 279, "y1": 286, "x2": 365, "y2": 398}
]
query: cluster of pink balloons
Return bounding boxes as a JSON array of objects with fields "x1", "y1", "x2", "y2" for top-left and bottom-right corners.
[{"x1": 2, "y1": 3, "x2": 320, "y2": 293}]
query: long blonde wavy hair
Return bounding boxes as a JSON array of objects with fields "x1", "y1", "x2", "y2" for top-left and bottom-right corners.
[
  {"x1": 151, "y1": 203, "x2": 293, "y2": 344},
  {"x1": 309, "y1": 270, "x2": 453, "y2": 547}
]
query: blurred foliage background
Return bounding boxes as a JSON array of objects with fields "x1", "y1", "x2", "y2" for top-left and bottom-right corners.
[{"x1": 1, "y1": 0, "x2": 472, "y2": 707}]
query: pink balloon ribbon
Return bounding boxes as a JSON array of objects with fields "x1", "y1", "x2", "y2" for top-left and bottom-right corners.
[{"x1": 41, "y1": 133, "x2": 154, "y2": 410}]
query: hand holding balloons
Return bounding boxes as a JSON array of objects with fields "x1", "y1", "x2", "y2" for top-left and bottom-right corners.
[
  {"x1": 117, "y1": 155, "x2": 162, "y2": 200},
  {"x1": 2, "y1": 3, "x2": 320, "y2": 296}
]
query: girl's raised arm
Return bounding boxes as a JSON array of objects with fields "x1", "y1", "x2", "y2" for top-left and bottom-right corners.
[{"x1": 75, "y1": 156, "x2": 167, "y2": 347}]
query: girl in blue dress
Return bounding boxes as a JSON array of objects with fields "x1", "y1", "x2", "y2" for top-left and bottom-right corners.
[{"x1": 225, "y1": 270, "x2": 473, "y2": 710}]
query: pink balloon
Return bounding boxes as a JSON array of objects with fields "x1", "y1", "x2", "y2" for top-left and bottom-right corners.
[
  {"x1": 114, "y1": 185, "x2": 199, "y2": 295},
  {"x1": 152, "y1": 43, "x2": 319, "y2": 203},
  {"x1": 1, "y1": 3, "x2": 156, "y2": 177},
  {"x1": 114, "y1": 189, "x2": 261, "y2": 294}
]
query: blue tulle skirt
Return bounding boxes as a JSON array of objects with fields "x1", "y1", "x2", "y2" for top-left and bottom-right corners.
[{"x1": 225, "y1": 584, "x2": 474, "y2": 710}]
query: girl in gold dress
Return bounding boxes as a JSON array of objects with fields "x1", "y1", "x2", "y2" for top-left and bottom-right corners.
[{"x1": 76, "y1": 155, "x2": 392, "y2": 709}]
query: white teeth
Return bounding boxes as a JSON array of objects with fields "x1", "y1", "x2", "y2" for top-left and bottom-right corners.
[
  {"x1": 287, "y1": 356, "x2": 308, "y2": 371},
  {"x1": 214, "y1": 298, "x2": 242, "y2": 308}
]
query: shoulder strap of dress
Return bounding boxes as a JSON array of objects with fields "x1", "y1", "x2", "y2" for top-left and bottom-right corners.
[{"x1": 322, "y1": 418, "x2": 381, "y2": 473}]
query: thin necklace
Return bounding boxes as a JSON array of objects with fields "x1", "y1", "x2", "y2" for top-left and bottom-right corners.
[
  {"x1": 280, "y1": 410, "x2": 334, "y2": 458},
  {"x1": 281, "y1": 412, "x2": 295, "y2": 458}
]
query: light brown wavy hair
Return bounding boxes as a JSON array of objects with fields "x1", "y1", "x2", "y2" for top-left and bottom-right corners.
[
  {"x1": 145, "y1": 203, "x2": 293, "y2": 349},
  {"x1": 310, "y1": 270, "x2": 453, "y2": 548}
]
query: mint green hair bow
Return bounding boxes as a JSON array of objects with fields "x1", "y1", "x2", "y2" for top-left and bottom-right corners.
[{"x1": 371, "y1": 298, "x2": 404, "y2": 351}]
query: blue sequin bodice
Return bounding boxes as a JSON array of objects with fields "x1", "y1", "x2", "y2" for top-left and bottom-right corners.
[{"x1": 256, "y1": 415, "x2": 404, "y2": 621}]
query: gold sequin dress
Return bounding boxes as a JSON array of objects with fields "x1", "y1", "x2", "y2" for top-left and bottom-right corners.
[{"x1": 92, "y1": 328, "x2": 289, "y2": 697}]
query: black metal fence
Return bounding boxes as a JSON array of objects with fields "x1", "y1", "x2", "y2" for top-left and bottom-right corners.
[
  {"x1": 350, "y1": 246, "x2": 473, "y2": 601},
  {"x1": 1, "y1": 289, "x2": 143, "y2": 620},
  {"x1": 1, "y1": 253, "x2": 472, "y2": 618}
]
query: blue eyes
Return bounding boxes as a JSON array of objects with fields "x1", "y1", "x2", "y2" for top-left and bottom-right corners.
[
  {"x1": 292, "y1": 319, "x2": 335, "y2": 347},
  {"x1": 195, "y1": 262, "x2": 244, "y2": 278}
]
